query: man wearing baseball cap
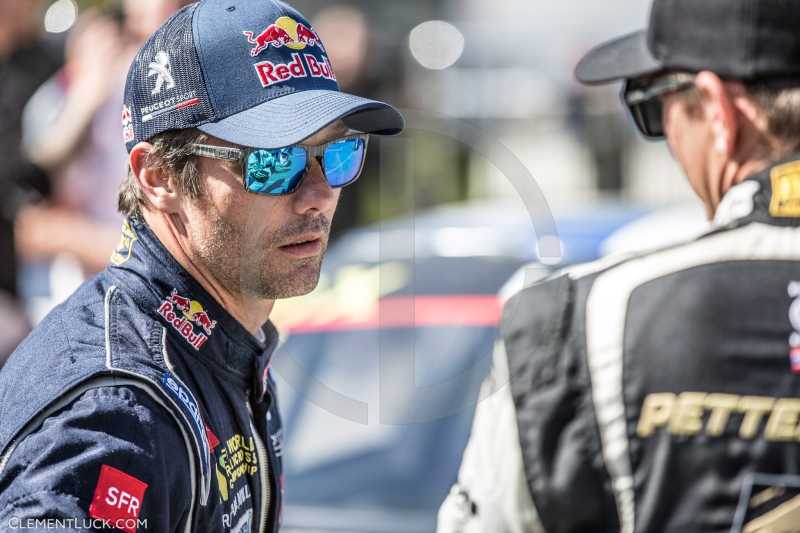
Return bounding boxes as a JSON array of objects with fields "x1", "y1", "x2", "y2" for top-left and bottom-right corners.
[
  {"x1": 0, "y1": 0, "x2": 402, "y2": 531},
  {"x1": 439, "y1": 1, "x2": 800, "y2": 532}
]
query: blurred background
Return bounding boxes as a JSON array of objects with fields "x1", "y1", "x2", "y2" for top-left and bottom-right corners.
[{"x1": 0, "y1": 0, "x2": 710, "y2": 531}]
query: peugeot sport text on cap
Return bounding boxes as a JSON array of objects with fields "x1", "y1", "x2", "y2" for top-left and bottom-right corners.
[
  {"x1": 122, "y1": 0, "x2": 404, "y2": 151},
  {"x1": 575, "y1": 0, "x2": 800, "y2": 85}
]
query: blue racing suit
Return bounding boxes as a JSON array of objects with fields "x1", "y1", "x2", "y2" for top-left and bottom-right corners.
[{"x1": 0, "y1": 216, "x2": 284, "y2": 533}]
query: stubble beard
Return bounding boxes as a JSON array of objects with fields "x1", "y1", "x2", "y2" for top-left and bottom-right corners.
[{"x1": 191, "y1": 204, "x2": 330, "y2": 301}]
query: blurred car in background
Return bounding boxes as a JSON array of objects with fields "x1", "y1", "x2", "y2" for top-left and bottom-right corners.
[{"x1": 270, "y1": 201, "x2": 646, "y2": 532}]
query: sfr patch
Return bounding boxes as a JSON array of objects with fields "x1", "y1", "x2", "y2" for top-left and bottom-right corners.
[{"x1": 89, "y1": 464, "x2": 148, "y2": 533}]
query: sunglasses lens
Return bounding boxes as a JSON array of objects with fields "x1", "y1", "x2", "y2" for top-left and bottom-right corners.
[
  {"x1": 623, "y1": 78, "x2": 668, "y2": 139},
  {"x1": 643, "y1": 98, "x2": 664, "y2": 138},
  {"x1": 245, "y1": 147, "x2": 307, "y2": 195},
  {"x1": 323, "y1": 137, "x2": 367, "y2": 187},
  {"x1": 629, "y1": 98, "x2": 664, "y2": 139}
]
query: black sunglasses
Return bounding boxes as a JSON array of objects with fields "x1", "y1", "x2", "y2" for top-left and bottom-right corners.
[{"x1": 621, "y1": 73, "x2": 695, "y2": 140}]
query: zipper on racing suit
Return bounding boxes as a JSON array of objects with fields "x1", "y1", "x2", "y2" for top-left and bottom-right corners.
[{"x1": 248, "y1": 399, "x2": 271, "y2": 533}]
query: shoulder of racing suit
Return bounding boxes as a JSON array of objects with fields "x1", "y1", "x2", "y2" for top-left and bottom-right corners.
[
  {"x1": 0, "y1": 272, "x2": 210, "y2": 532},
  {"x1": 501, "y1": 267, "x2": 622, "y2": 533},
  {"x1": 500, "y1": 165, "x2": 800, "y2": 533},
  {"x1": 0, "y1": 384, "x2": 192, "y2": 531}
]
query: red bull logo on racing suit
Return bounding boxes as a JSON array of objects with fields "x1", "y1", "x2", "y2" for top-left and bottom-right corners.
[{"x1": 157, "y1": 289, "x2": 218, "y2": 350}]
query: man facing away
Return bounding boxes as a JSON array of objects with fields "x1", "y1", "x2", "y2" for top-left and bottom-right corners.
[
  {"x1": 439, "y1": 0, "x2": 800, "y2": 532},
  {"x1": 0, "y1": 0, "x2": 403, "y2": 531}
]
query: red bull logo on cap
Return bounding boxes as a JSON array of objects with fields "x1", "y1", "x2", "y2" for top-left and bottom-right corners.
[
  {"x1": 157, "y1": 288, "x2": 218, "y2": 350},
  {"x1": 243, "y1": 16, "x2": 326, "y2": 57},
  {"x1": 253, "y1": 52, "x2": 336, "y2": 89},
  {"x1": 243, "y1": 16, "x2": 336, "y2": 89}
]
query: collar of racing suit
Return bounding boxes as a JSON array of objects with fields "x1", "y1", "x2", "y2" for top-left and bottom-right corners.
[
  {"x1": 108, "y1": 216, "x2": 279, "y2": 400},
  {"x1": 713, "y1": 153, "x2": 800, "y2": 228}
]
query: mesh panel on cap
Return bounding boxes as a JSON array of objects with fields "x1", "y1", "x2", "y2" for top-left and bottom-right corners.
[{"x1": 124, "y1": 4, "x2": 215, "y2": 151}]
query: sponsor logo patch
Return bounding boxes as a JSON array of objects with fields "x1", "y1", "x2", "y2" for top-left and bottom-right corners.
[
  {"x1": 121, "y1": 105, "x2": 134, "y2": 143},
  {"x1": 158, "y1": 371, "x2": 211, "y2": 504},
  {"x1": 215, "y1": 433, "x2": 259, "y2": 504},
  {"x1": 162, "y1": 372, "x2": 205, "y2": 433},
  {"x1": 110, "y1": 219, "x2": 138, "y2": 266},
  {"x1": 147, "y1": 51, "x2": 176, "y2": 95},
  {"x1": 157, "y1": 289, "x2": 217, "y2": 350},
  {"x1": 252, "y1": 53, "x2": 336, "y2": 88},
  {"x1": 206, "y1": 425, "x2": 221, "y2": 452},
  {"x1": 637, "y1": 392, "x2": 800, "y2": 441},
  {"x1": 243, "y1": 16, "x2": 336, "y2": 89},
  {"x1": 243, "y1": 16, "x2": 326, "y2": 57},
  {"x1": 140, "y1": 90, "x2": 200, "y2": 123},
  {"x1": 770, "y1": 161, "x2": 800, "y2": 217},
  {"x1": 161, "y1": 371, "x2": 210, "y2": 465},
  {"x1": 89, "y1": 465, "x2": 148, "y2": 533},
  {"x1": 222, "y1": 485, "x2": 253, "y2": 529}
]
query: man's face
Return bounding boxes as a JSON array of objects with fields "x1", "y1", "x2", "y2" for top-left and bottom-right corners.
[
  {"x1": 181, "y1": 121, "x2": 348, "y2": 300},
  {"x1": 662, "y1": 91, "x2": 715, "y2": 211}
]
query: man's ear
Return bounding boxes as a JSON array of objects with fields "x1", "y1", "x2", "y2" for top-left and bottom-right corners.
[
  {"x1": 129, "y1": 142, "x2": 181, "y2": 213},
  {"x1": 694, "y1": 71, "x2": 737, "y2": 156}
]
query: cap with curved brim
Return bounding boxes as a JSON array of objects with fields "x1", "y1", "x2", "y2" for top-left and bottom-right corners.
[
  {"x1": 575, "y1": 30, "x2": 664, "y2": 85},
  {"x1": 198, "y1": 89, "x2": 405, "y2": 149}
]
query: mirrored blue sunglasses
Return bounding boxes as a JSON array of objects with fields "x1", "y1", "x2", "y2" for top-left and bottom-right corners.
[{"x1": 189, "y1": 134, "x2": 369, "y2": 196}]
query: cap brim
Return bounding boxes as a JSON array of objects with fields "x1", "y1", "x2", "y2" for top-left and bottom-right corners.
[
  {"x1": 575, "y1": 30, "x2": 664, "y2": 85},
  {"x1": 198, "y1": 89, "x2": 404, "y2": 148}
]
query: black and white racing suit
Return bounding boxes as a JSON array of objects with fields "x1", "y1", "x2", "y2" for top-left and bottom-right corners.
[{"x1": 439, "y1": 157, "x2": 800, "y2": 533}]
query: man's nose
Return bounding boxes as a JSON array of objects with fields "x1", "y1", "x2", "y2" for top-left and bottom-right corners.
[{"x1": 292, "y1": 156, "x2": 337, "y2": 215}]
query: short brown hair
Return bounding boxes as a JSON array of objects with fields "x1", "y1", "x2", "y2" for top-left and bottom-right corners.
[
  {"x1": 118, "y1": 128, "x2": 209, "y2": 217},
  {"x1": 746, "y1": 83, "x2": 800, "y2": 152},
  {"x1": 668, "y1": 72, "x2": 800, "y2": 154}
]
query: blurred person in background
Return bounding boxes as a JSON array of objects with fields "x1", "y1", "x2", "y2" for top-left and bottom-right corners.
[
  {"x1": 313, "y1": 5, "x2": 369, "y2": 91},
  {"x1": 0, "y1": 0, "x2": 402, "y2": 530},
  {"x1": 0, "y1": 0, "x2": 61, "y2": 366},
  {"x1": 18, "y1": 0, "x2": 194, "y2": 276},
  {"x1": 439, "y1": 0, "x2": 800, "y2": 532}
]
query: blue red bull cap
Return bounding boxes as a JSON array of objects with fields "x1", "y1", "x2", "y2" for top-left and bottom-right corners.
[{"x1": 122, "y1": 0, "x2": 404, "y2": 151}]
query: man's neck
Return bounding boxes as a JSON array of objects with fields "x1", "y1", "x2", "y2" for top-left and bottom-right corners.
[
  {"x1": 725, "y1": 158, "x2": 771, "y2": 195},
  {"x1": 142, "y1": 210, "x2": 274, "y2": 335},
  {"x1": 709, "y1": 157, "x2": 772, "y2": 219}
]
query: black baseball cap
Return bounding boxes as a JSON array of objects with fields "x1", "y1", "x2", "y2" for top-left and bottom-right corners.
[
  {"x1": 122, "y1": 0, "x2": 404, "y2": 151},
  {"x1": 575, "y1": 0, "x2": 800, "y2": 85}
]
